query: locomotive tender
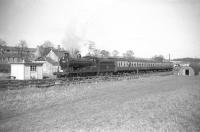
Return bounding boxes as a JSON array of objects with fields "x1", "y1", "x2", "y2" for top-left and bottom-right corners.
[{"x1": 57, "y1": 53, "x2": 173, "y2": 77}]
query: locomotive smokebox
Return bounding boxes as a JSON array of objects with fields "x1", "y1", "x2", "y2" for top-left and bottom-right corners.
[{"x1": 60, "y1": 52, "x2": 70, "y2": 70}]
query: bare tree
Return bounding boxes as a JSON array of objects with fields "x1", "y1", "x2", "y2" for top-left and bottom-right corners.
[
  {"x1": 38, "y1": 41, "x2": 55, "y2": 57},
  {"x1": 0, "y1": 39, "x2": 7, "y2": 55},
  {"x1": 93, "y1": 49, "x2": 101, "y2": 57},
  {"x1": 42, "y1": 40, "x2": 54, "y2": 48},
  {"x1": 123, "y1": 50, "x2": 134, "y2": 58},
  {"x1": 85, "y1": 40, "x2": 101, "y2": 57},
  {"x1": 100, "y1": 50, "x2": 110, "y2": 58},
  {"x1": 112, "y1": 50, "x2": 119, "y2": 57},
  {"x1": 152, "y1": 55, "x2": 164, "y2": 62},
  {"x1": 69, "y1": 48, "x2": 80, "y2": 58},
  {"x1": 0, "y1": 38, "x2": 7, "y2": 47},
  {"x1": 87, "y1": 40, "x2": 96, "y2": 56},
  {"x1": 16, "y1": 40, "x2": 29, "y2": 59}
]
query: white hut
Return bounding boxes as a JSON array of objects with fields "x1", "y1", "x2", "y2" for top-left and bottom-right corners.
[
  {"x1": 177, "y1": 66, "x2": 195, "y2": 76},
  {"x1": 11, "y1": 62, "x2": 43, "y2": 80}
]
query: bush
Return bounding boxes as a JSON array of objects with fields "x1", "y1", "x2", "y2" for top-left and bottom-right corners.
[{"x1": 190, "y1": 63, "x2": 200, "y2": 75}]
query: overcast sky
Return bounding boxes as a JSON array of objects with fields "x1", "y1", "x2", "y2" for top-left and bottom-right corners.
[{"x1": 0, "y1": 0, "x2": 200, "y2": 58}]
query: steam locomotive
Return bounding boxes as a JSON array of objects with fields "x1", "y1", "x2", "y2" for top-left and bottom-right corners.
[{"x1": 57, "y1": 53, "x2": 173, "y2": 77}]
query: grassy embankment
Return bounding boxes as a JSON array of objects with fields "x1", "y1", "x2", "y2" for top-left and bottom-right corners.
[{"x1": 0, "y1": 75, "x2": 200, "y2": 131}]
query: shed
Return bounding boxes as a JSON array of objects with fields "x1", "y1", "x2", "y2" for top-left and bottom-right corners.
[
  {"x1": 11, "y1": 62, "x2": 43, "y2": 80},
  {"x1": 177, "y1": 66, "x2": 195, "y2": 76}
]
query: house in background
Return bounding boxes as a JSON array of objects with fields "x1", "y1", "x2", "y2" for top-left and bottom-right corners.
[
  {"x1": 34, "y1": 49, "x2": 67, "y2": 78},
  {"x1": 46, "y1": 49, "x2": 66, "y2": 62},
  {"x1": 35, "y1": 56, "x2": 61, "y2": 77},
  {"x1": 0, "y1": 46, "x2": 36, "y2": 64}
]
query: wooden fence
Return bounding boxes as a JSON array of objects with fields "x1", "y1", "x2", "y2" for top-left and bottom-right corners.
[{"x1": 0, "y1": 79, "x2": 56, "y2": 90}]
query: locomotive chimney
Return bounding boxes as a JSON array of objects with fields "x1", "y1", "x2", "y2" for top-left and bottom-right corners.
[{"x1": 64, "y1": 52, "x2": 70, "y2": 58}]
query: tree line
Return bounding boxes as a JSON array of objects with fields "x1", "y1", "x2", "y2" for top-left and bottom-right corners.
[
  {"x1": 84, "y1": 40, "x2": 135, "y2": 58},
  {"x1": 0, "y1": 38, "x2": 165, "y2": 62}
]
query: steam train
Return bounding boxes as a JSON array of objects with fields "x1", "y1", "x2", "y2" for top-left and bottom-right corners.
[{"x1": 57, "y1": 53, "x2": 173, "y2": 77}]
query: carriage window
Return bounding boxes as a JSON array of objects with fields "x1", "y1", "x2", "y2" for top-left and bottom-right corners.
[{"x1": 30, "y1": 65, "x2": 36, "y2": 71}]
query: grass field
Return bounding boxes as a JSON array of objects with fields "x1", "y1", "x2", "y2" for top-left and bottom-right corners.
[{"x1": 0, "y1": 75, "x2": 200, "y2": 132}]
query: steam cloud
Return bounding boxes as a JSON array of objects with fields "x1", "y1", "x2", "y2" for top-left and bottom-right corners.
[{"x1": 62, "y1": 21, "x2": 86, "y2": 51}]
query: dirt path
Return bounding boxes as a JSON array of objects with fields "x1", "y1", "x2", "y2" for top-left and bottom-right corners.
[{"x1": 1, "y1": 75, "x2": 200, "y2": 131}]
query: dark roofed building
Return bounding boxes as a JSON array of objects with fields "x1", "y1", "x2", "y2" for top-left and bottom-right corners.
[{"x1": 0, "y1": 46, "x2": 36, "y2": 64}]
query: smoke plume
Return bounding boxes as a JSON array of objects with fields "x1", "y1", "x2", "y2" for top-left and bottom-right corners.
[{"x1": 62, "y1": 21, "x2": 86, "y2": 51}]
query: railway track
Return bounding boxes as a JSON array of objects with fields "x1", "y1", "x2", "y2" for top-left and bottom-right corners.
[{"x1": 0, "y1": 71, "x2": 173, "y2": 90}]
